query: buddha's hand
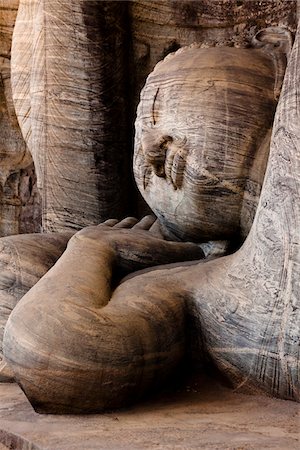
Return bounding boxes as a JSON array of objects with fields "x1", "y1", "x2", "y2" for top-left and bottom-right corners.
[{"x1": 70, "y1": 216, "x2": 204, "y2": 272}]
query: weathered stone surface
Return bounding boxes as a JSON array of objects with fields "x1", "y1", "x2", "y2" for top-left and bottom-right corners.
[
  {"x1": 11, "y1": 0, "x2": 131, "y2": 232},
  {"x1": 17, "y1": 163, "x2": 41, "y2": 234},
  {"x1": 5, "y1": 1, "x2": 297, "y2": 228},
  {"x1": 3, "y1": 217, "x2": 204, "y2": 413},
  {"x1": 0, "y1": 0, "x2": 41, "y2": 236},
  {"x1": 0, "y1": 232, "x2": 72, "y2": 381},
  {"x1": 130, "y1": 0, "x2": 298, "y2": 215},
  {"x1": 0, "y1": 0, "x2": 19, "y2": 58},
  {"x1": 3, "y1": 17, "x2": 300, "y2": 413},
  {"x1": 129, "y1": 0, "x2": 297, "y2": 116},
  {"x1": 132, "y1": 17, "x2": 300, "y2": 402},
  {"x1": 134, "y1": 33, "x2": 290, "y2": 242},
  {"x1": 1, "y1": 0, "x2": 300, "y2": 416},
  {"x1": 182, "y1": 19, "x2": 300, "y2": 400},
  {"x1": 0, "y1": 162, "x2": 41, "y2": 236},
  {"x1": 1, "y1": 1, "x2": 298, "y2": 230}
]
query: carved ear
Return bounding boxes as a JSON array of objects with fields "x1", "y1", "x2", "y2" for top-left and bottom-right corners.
[{"x1": 251, "y1": 27, "x2": 293, "y2": 100}]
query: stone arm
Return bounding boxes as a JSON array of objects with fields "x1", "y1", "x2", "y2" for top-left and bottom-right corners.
[
  {"x1": 0, "y1": 231, "x2": 73, "y2": 381},
  {"x1": 3, "y1": 218, "x2": 203, "y2": 413}
]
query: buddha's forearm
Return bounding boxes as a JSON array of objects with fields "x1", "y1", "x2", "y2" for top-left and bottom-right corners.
[
  {"x1": 3, "y1": 224, "x2": 203, "y2": 412},
  {"x1": 25, "y1": 237, "x2": 116, "y2": 310},
  {"x1": 4, "y1": 260, "x2": 186, "y2": 413}
]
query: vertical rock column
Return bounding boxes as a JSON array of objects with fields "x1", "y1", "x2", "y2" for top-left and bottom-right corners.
[
  {"x1": 0, "y1": 0, "x2": 41, "y2": 236},
  {"x1": 11, "y1": 0, "x2": 130, "y2": 232}
]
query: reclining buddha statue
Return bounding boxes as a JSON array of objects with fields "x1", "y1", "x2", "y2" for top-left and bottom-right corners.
[{"x1": 1, "y1": 6, "x2": 299, "y2": 413}]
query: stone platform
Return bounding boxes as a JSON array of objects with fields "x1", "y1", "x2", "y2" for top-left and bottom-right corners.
[{"x1": 0, "y1": 377, "x2": 299, "y2": 450}]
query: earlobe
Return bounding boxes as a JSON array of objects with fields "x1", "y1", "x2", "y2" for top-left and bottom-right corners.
[{"x1": 252, "y1": 27, "x2": 293, "y2": 100}]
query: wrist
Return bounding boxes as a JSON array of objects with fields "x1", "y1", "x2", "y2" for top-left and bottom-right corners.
[{"x1": 68, "y1": 232, "x2": 116, "y2": 260}]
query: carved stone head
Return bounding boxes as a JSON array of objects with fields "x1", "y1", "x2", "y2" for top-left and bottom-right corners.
[{"x1": 134, "y1": 28, "x2": 292, "y2": 242}]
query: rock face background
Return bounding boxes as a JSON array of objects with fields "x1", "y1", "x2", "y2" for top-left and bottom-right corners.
[
  {"x1": 0, "y1": 0, "x2": 298, "y2": 234},
  {"x1": 0, "y1": 0, "x2": 41, "y2": 236}
]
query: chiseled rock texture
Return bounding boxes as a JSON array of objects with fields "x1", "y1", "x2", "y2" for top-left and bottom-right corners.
[
  {"x1": 130, "y1": 0, "x2": 298, "y2": 215},
  {"x1": 3, "y1": 217, "x2": 204, "y2": 413},
  {"x1": 183, "y1": 20, "x2": 300, "y2": 401},
  {"x1": 1, "y1": 3, "x2": 300, "y2": 413},
  {"x1": 4, "y1": 21, "x2": 300, "y2": 412},
  {"x1": 0, "y1": 0, "x2": 19, "y2": 58},
  {"x1": 0, "y1": 0, "x2": 41, "y2": 236},
  {"x1": 11, "y1": 0, "x2": 131, "y2": 232},
  {"x1": 129, "y1": 0, "x2": 297, "y2": 104},
  {"x1": 0, "y1": 1, "x2": 298, "y2": 233},
  {"x1": 134, "y1": 39, "x2": 287, "y2": 242},
  {"x1": 0, "y1": 232, "x2": 72, "y2": 381}
]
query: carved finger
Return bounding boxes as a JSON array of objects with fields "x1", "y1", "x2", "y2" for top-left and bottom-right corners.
[
  {"x1": 102, "y1": 219, "x2": 119, "y2": 227},
  {"x1": 149, "y1": 220, "x2": 165, "y2": 239},
  {"x1": 132, "y1": 215, "x2": 156, "y2": 230},
  {"x1": 113, "y1": 217, "x2": 139, "y2": 228}
]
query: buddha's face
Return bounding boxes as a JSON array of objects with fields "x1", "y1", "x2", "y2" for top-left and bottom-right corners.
[{"x1": 134, "y1": 47, "x2": 277, "y2": 242}]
